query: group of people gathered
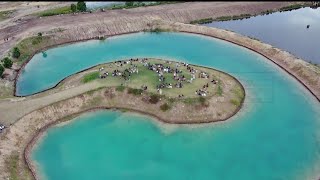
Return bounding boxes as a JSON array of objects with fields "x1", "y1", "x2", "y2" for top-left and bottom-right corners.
[{"x1": 96, "y1": 58, "x2": 221, "y2": 97}]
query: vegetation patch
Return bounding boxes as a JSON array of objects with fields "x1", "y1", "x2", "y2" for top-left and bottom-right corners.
[
  {"x1": 160, "y1": 102, "x2": 171, "y2": 111},
  {"x1": 116, "y1": 85, "x2": 125, "y2": 92},
  {"x1": 144, "y1": 28, "x2": 170, "y2": 33},
  {"x1": 82, "y1": 72, "x2": 100, "y2": 83},
  {"x1": 190, "y1": 18, "x2": 213, "y2": 24},
  {"x1": 149, "y1": 94, "x2": 161, "y2": 104},
  {"x1": 5, "y1": 151, "x2": 19, "y2": 180},
  {"x1": 230, "y1": 99, "x2": 240, "y2": 106},
  {"x1": 35, "y1": 6, "x2": 72, "y2": 17},
  {"x1": 127, "y1": 88, "x2": 143, "y2": 95},
  {"x1": 279, "y1": 4, "x2": 306, "y2": 12},
  {"x1": 14, "y1": 36, "x2": 51, "y2": 64},
  {"x1": 216, "y1": 81, "x2": 223, "y2": 96},
  {"x1": 214, "y1": 14, "x2": 252, "y2": 21},
  {"x1": 0, "y1": 10, "x2": 14, "y2": 21}
]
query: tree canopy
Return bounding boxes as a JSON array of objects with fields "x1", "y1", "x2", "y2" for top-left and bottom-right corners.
[
  {"x1": 12, "y1": 47, "x2": 20, "y2": 58},
  {"x1": 2, "y1": 57, "x2": 13, "y2": 68}
]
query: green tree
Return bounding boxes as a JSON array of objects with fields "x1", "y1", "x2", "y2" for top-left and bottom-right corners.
[
  {"x1": 77, "y1": 1, "x2": 86, "y2": 12},
  {"x1": 2, "y1": 57, "x2": 13, "y2": 68},
  {"x1": 71, "y1": 4, "x2": 77, "y2": 12},
  {"x1": 125, "y1": 1, "x2": 134, "y2": 7},
  {"x1": 12, "y1": 47, "x2": 20, "y2": 58},
  {"x1": 0, "y1": 65, "x2": 4, "y2": 77},
  {"x1": 38, "y1": 32, "x2": 42, "y2": 37}
]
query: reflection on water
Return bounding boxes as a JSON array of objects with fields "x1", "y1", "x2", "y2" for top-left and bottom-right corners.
[{"x1": 204, "y1": 7, "x2": 320, "y2": 64}]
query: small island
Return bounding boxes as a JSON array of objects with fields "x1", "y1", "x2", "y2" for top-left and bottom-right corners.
[{"x1": 51, "y1": 58, "x2": 245, "y2": 123}]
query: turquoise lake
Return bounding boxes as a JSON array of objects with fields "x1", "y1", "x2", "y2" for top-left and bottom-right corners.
[{"x1": 26, "y1": 32, "x2": 320, "y2": 179}]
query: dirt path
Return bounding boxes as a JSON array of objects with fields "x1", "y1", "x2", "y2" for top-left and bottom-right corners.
[
  {"x1": 0, "y1": 2, "x2": 298, "y2": 58},
  {"x1": 0, "y1": 80, "x2": 105, "y2": 125}
]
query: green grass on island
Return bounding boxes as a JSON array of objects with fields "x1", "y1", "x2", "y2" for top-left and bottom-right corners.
[{"x1": 74, "y1": 58, "x2": 244, "y2": 107}]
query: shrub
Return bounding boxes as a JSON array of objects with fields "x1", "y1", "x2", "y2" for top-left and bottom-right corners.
[
  {"x1": 0, "y1": 65, "x2": 4, "y2": 77},
  {"x1": 38, "y1": 32, "x2": 42, "y2": 37},
  {"x1": 199, "y1": 96, "x2": 206, "y2": 105},
  {"x1": 71, "y1": 4, "x2": 77, "y2": 12},
  {"x1": 12, "y1": 47, "x2": 20, "y2": 58},
  {"x1": 116, "y1": 85, "x2": 125, "y2": 92},
  {"x1": 149, "y1": 94, "x2": 160, "y2": 104},
  {"x1": 2, "y1": 57, "x2": 13, "y2": 68},
  {"x1": 160, "y1": 103, "x2": 171, "y2": 111},
  {"x1": 77, "y1": 1, "x2": 87, "y2": 12},
  {"x1": 127, "y1": 88, "x2": 143, "y2": 95}
]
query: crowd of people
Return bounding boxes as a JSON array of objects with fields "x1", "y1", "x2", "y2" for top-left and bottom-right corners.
[{"x1": 96, "y1": 58, "x2": 221, "y2": 97}]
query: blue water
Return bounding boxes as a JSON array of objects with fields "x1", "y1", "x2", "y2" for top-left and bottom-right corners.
[
  {"x1": 27, "y1": 32, "x2": 320, "y2": 179},
  {"x1": 203, "y1": 7, "x2": 320, "y2": 64}
]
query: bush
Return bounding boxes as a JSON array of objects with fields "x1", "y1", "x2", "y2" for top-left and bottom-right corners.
[
  {"x1": 71, "y1": 4, "x2": 77, "y2": 12},
  {"x1": 149, "y1": 94, "x2": 160, "y2": 104},
  {"x1": 199, "y1": 96, "x2": 206, "y2": 105},
  {"x1": 160, "y1": 103, "x2": 171, "y2": 111},
  {"x1": 0, "y1": 65, "x2": 4, "y2": 77},
  {"x1": 116, "y1": 85, "x2": 125, "y2": 92},
  {"x1": 38, "y1": 32, "x2": 42, "y2": 37},
  {"x1": 2, "y1": 57, "x2": 13, "y2": 68},
  {"x1": 127, "y1": 88, "x2": 143, "y2": 95},
  {"x1": 12, "y1": 47, "x2": 20, "y2": 58},
  {"x1": 77, "y1": 1, "x2": 87, "y2": 12}
]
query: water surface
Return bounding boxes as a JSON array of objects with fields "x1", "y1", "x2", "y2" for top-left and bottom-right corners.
[
  {"x1": 29, "y1": 32, "x2": 320, "y2": 180},
  {"x1": 203, "y1": 7, "x2": 320, "y2": 64}
]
